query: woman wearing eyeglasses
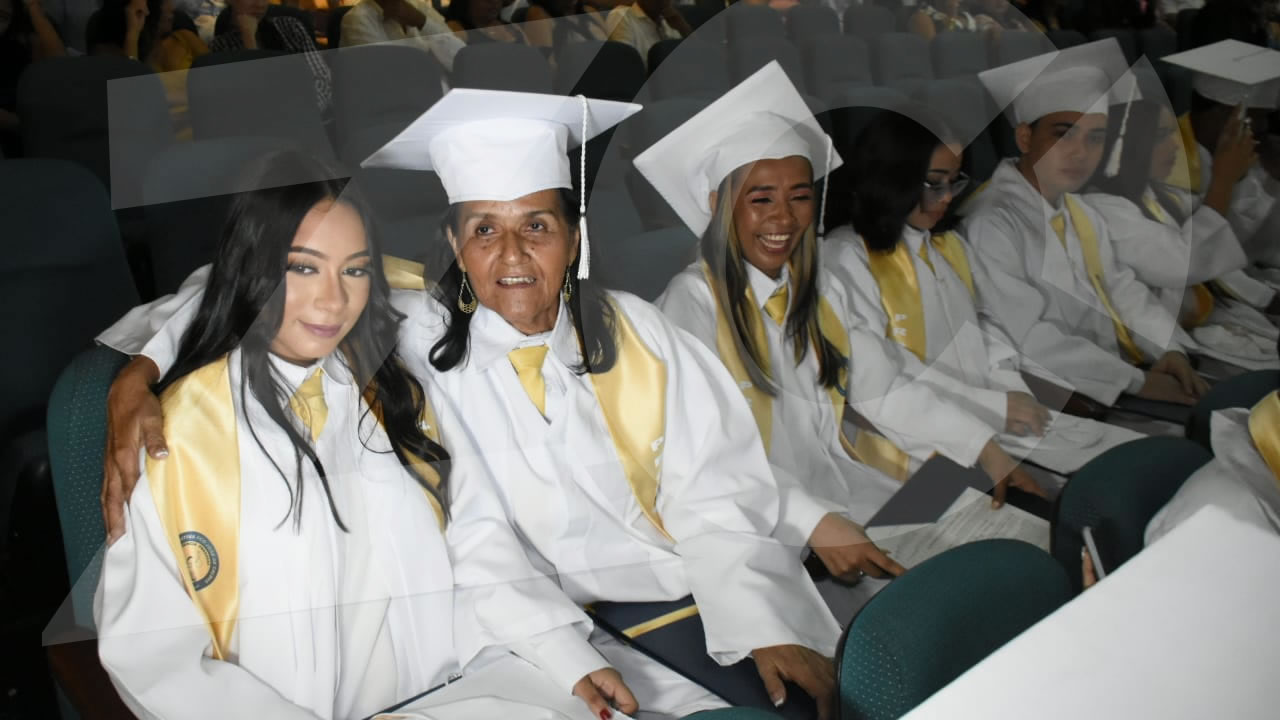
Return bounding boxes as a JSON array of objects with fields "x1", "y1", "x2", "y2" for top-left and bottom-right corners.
[{"x1": 824, "y1": 108, "x2": 1057, "y2": 480}]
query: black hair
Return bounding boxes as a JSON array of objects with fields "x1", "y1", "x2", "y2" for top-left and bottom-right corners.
[
  {"x1": 158, "y1": 151, "x2": 451, "y2": 530},
  {"x1": 87, "y1": 0, "x2": 168, "y2": 60},
  {"x1": 1087, "y1": 99, "x2": 1186, "y2": 225},
  {"x1": 428, "y1": 188, "x2": 618, "y2": 375},
  {"x1": 700, "y1": 162, "x2": 844, "y2": 394},
  {"x1": 849, "y1": 108, "x2": 963, "y2": 253}
]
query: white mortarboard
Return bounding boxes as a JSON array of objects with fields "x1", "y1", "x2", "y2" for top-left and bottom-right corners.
[
  {"x1": 1162, "y1": 39, "x2": 1280, "y2": 109},
  {"x1": 979, "y1": 38, "x2": 1134, "y2": 126},
  {"x1": 633, "y1": 61, "x2": 843, "y2": 239},
  {"x1": 361, "y1": 88, "x2": 641, "y2": 279}
]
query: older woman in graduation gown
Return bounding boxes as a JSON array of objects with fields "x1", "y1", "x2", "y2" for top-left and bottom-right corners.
[
  {"x1": 98, "y1": 91, "x2": 843, "y2": 718},
  {"x1": 644, "y1": 64, "x2": 1040, "y2": 592},
  {"x1": 93, "y1": 154, "x2": 612, "y2": 719}
]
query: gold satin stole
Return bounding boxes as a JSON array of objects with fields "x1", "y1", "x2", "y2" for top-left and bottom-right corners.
[
  {"x1": 699, "y1": 263, "x2": 852, "y2": 464},
  {"x1": 1062, "y1": 195, "x2": 1148, "y2": 366},
  {"x1": 1249, "y1": 390, "x2": 1280, "y2": 490},
  {"x1": 149, "y1": 355, "x2": 446, "y2": 659},
  {"x1": 858, "y1": 231, "x2": 976, "y2": 481},
  {"x1": 1143, "y1": 192, "x2": 1215, "y2": 328}
]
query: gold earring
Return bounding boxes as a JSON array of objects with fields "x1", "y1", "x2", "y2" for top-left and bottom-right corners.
[
  {"x1": 458, "y1": 272, "x2": 477, "y2": 314},
  {"x1": 561, "y1": 269, "x2": 573, "y2": 303}
]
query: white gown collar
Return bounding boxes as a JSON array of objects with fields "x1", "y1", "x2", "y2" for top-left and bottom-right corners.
[
  {"x1": 267, "y1": 352, "x2": 353, "y2": 391},
  {"x1": 745, "y1": 262, "x2": 791, "y2": 313},
  {"x1": 901, "y1": 224, "x2": 929, "y2": 254},
  {"x1": 467, "y1": 300, "x2": 581, "y2": 371}
]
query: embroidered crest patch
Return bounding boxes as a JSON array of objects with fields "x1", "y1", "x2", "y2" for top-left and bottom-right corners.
[{"x1": 179, "y1": 531, "x2": 219, "y2": 591}]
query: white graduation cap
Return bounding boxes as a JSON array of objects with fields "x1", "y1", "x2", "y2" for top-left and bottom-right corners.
[
  {"x1": 361, "y1": 89, "x2": 642, "y2": 279},
  {"x1": 979, "y1": 38, "x2": 1134, "y2": 126},
  {"x1": 633, "y1": 61, "x2": 843, "y2": 239},
  {"x1": 1162, "y1": 39, "x2": 1280, "y2": 109}
]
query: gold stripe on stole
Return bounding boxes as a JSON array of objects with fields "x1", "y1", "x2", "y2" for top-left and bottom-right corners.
[
  {"x1": 699, "y1": 263, "x2": 851, "y2": 462},
  {"x1": 1063, "y1": 196, "x2": 1148, "y2": 366},
  {"x1": 590, "y1": 301, "x2": 673, "y2": 543},
  {"x1": 382, "y1": 256, "x2": 427, "y2": 291},
  {"x1": 1165, "y1": 113, "x2": 1202, "y2": 193},
  {"x1": 621, "y1": 604, "x2": 700, "y2": 639},
  {"x1": 1142, "y1": 194, "x2": 1215, "y2": 329},
  {"x1": 930, "y1": 232, "x2": 976, "y2": 298},
  {"x1": 148, "y1": 358, "x2": 241, "y2": 660},
  {"x1": 1248, "y1": 391, "x2": 1280, "y2": 489}
]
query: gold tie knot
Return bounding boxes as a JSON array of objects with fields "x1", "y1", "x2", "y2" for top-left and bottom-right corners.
[
  {"x1": 1050, "y1": 213, "x2": 1068, "y2": 249},
  {"x1": 509, "y1": 345, "x2": 550, "y2": 417},
  {"x1": 289, "y1": 368, "x2": 328, "y2": 443},
  {"x1": 764, "y1": 286, "x2": 789, "y2": 327}
]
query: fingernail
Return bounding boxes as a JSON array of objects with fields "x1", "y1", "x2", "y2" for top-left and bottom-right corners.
[
  {"x1": 154, "y1": 448, "x2": 169, "y2": 458},
  {"x1": 600, "y1": 710, "x2": 612, "y2": 720},
  {"x1": 773, "y1": 694, "x2": 785, "y2": 707}
]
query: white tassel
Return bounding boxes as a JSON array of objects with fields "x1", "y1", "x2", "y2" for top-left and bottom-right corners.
[
  {"x1": 817, "y1": 135, "x2": 833, "y2": 240},
  {"x1": 577, "y1": 95, "x2": 592, "y2": 280},
  {"x1": 1104, "y1": 79, "x2": 1138, "y2": 179}
]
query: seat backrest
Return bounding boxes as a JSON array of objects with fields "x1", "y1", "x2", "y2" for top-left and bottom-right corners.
[
  {"x1": 17, "y1": 56, "x2": 173, "y2": 208},
  {"x1": 0, "y1": 160, "x2": 138, "y2": 437},
  {"x1": 1175, "y1": 8, "x2": 1198, "y2": 52},
  {"x1": 331, "y1": 43, "x2": 445, "y2": 163},
  {"x1": 787, "y1": 5, "x2": 839, "y2": 44},
  {"x1": 728, "y1": 35, "x2": 803, "y2": 88},
  {"x1": 1046, "y1": 28, "x2": 1087, "y2": 48},
  {"x1": 825, "y1": 85, "x2": 909, "y2": 153},
  {"x1": 725, "y1": 3, "x2": 784, "y2": 42},
  {"x1": 1139, "y1": 26, "x2": 1177, "y2": 60},
  {"x1": 189, "y1": 50, "x2": 337, "y2": 164},
  {"x1": 593, "y1": 227, "x2": 699, "y2": 302},
  {"x1": 680, "y1": 3, "x2": 727, "y2": 42},
  {"x1": 874, "y1": 32, "x2": 932, "y2": 93},
  {"x1": 647, "y1": 40, "x2": 730, "y2": 100},
  {"x1": 683, "y1": 709, "x2": 785, "y2": 720},
  {"x1": 327, "y1": 4, "x2": 353, "y2": 47},
  {"x1": 452, "y1": 42, "x2": 553, "y2": 93},
  {"x1": 215, "y1": 3, "x2": 316, "y2": 41},
  {"x1": 647, "y1": 37, "x2": 683, "y2": 73},
  {"x1": 555, "y1": 41, "x2": 646, "y2": 101},
  {"x1": 802, "y1": 35, "x2": 872, "y2": 103},
  {"x1": 930, "y1": 30, "x2": 988, "y2": 78},
  {"x1": 1186, "y1": 370, "x2": 1280, "y2": 449},
  {"x1": 843, "y1": 4, "x2": 895, "y2": 44},
  {"x1": 47, "y1": 345, "x2": 130, "y2": 624},
  {"x1": 1089, "y1": 28, "x2": 1138, "y2": 64},
  {"x1": 839, "y1": 539, "x2": 1072, "y2": 720},
  {"x1": 1052, "y1": 436, "x2": 1212, "y2": 593},
  {"x1": 993, "y1": 29, "x2": 1053, "y2": 65},
  {"x1": 140, "y1": 136, "x2": 298, "y2": 294}
]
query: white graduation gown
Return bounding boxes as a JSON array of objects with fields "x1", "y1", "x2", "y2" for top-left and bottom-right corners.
[
  {"x1": 94, "y1": 350, "x2": 457, "y2": 720},
  {"x1": 961, "y1": 159, "x2": 1194, "y2": 405},
  {"x1": 1145, "y1": 407, "x2": 1280, "y2": 544},
  {"x1": 656, "y1": 261, "x2": 996, "y2": 530},
  {"x1": 1083, "y1": 185, "x2": 1248, "y2": 317},
  {"x1": 387, "y1": 290, "x2": 841, "y2": 683},
  {"x1": 1196, "y1": 143, "x2": 1280, "y2": 270},
  {"x1": 94, "y1": 274, "x2": 612, "y2": 716}
]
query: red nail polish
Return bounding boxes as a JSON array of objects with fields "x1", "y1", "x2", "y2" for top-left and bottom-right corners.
[{"x1": 599, "y1": 709, "x2": 612, "y2": 720}]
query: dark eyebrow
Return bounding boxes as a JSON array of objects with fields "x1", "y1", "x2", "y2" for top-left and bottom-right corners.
[
  {"x1": 745, "y1": 184, "x2": 777, "y2": 193},
  {"x1": 524, "y1": 209, "x2": 557, "y2": 218},
  {"x1": 290, "y1": 247, "x2": 370, "y2": 261}
]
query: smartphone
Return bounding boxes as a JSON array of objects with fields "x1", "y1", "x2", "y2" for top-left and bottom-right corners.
[{"x1": 1082, "y1": 525, "x2": 1108, "y2": 581}]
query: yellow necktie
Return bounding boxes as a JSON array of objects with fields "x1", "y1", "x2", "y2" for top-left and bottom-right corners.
[
  {"x1": 289, "y1": 368, "x2": 327, "y2": 443},
  {"x1": 917, "y1": 242, "x2": 936, "y2": 273},
  {"x1": 1050, "y1": 213, "x2": 1068, "y2": 251},
  {"x1": 509, "y1": 345, "x2": 549, "y2": 416},
  {"x1": 1143, "y1": 195, "x2": 1169, "y2": 224},
  {"x1": 764, "y1": 285, "x2": 788, "y2": 326}
]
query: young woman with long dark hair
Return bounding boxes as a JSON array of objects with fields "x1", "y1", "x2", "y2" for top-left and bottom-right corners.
[{"x1": 94, "y1": 151, "x2": 609, "y2": 719}]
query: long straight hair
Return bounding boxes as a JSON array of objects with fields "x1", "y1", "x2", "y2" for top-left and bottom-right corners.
[
  {"x1": 158, "y1": 152, "x2": 451, "y2": 530},
  {"x1": 699, "y1": 166, "x2": 843, "y2": 395},
  {"x1": 428, "y1": 188, "x2": 618, "y2": 375},
  {"x1": 850, "y1": 108, "x2": 963, "y2": 253},
  {"x1": 1088, "y1": 99, "x2": 1187, "y2": 226}
]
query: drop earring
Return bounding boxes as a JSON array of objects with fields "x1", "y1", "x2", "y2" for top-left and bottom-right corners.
[
  {"x1": 562, "y1": 269, "x2": 573, "y2": 303},
  {"x1": 458, "y1": 272, "x2": 478, "y2": 314}
]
